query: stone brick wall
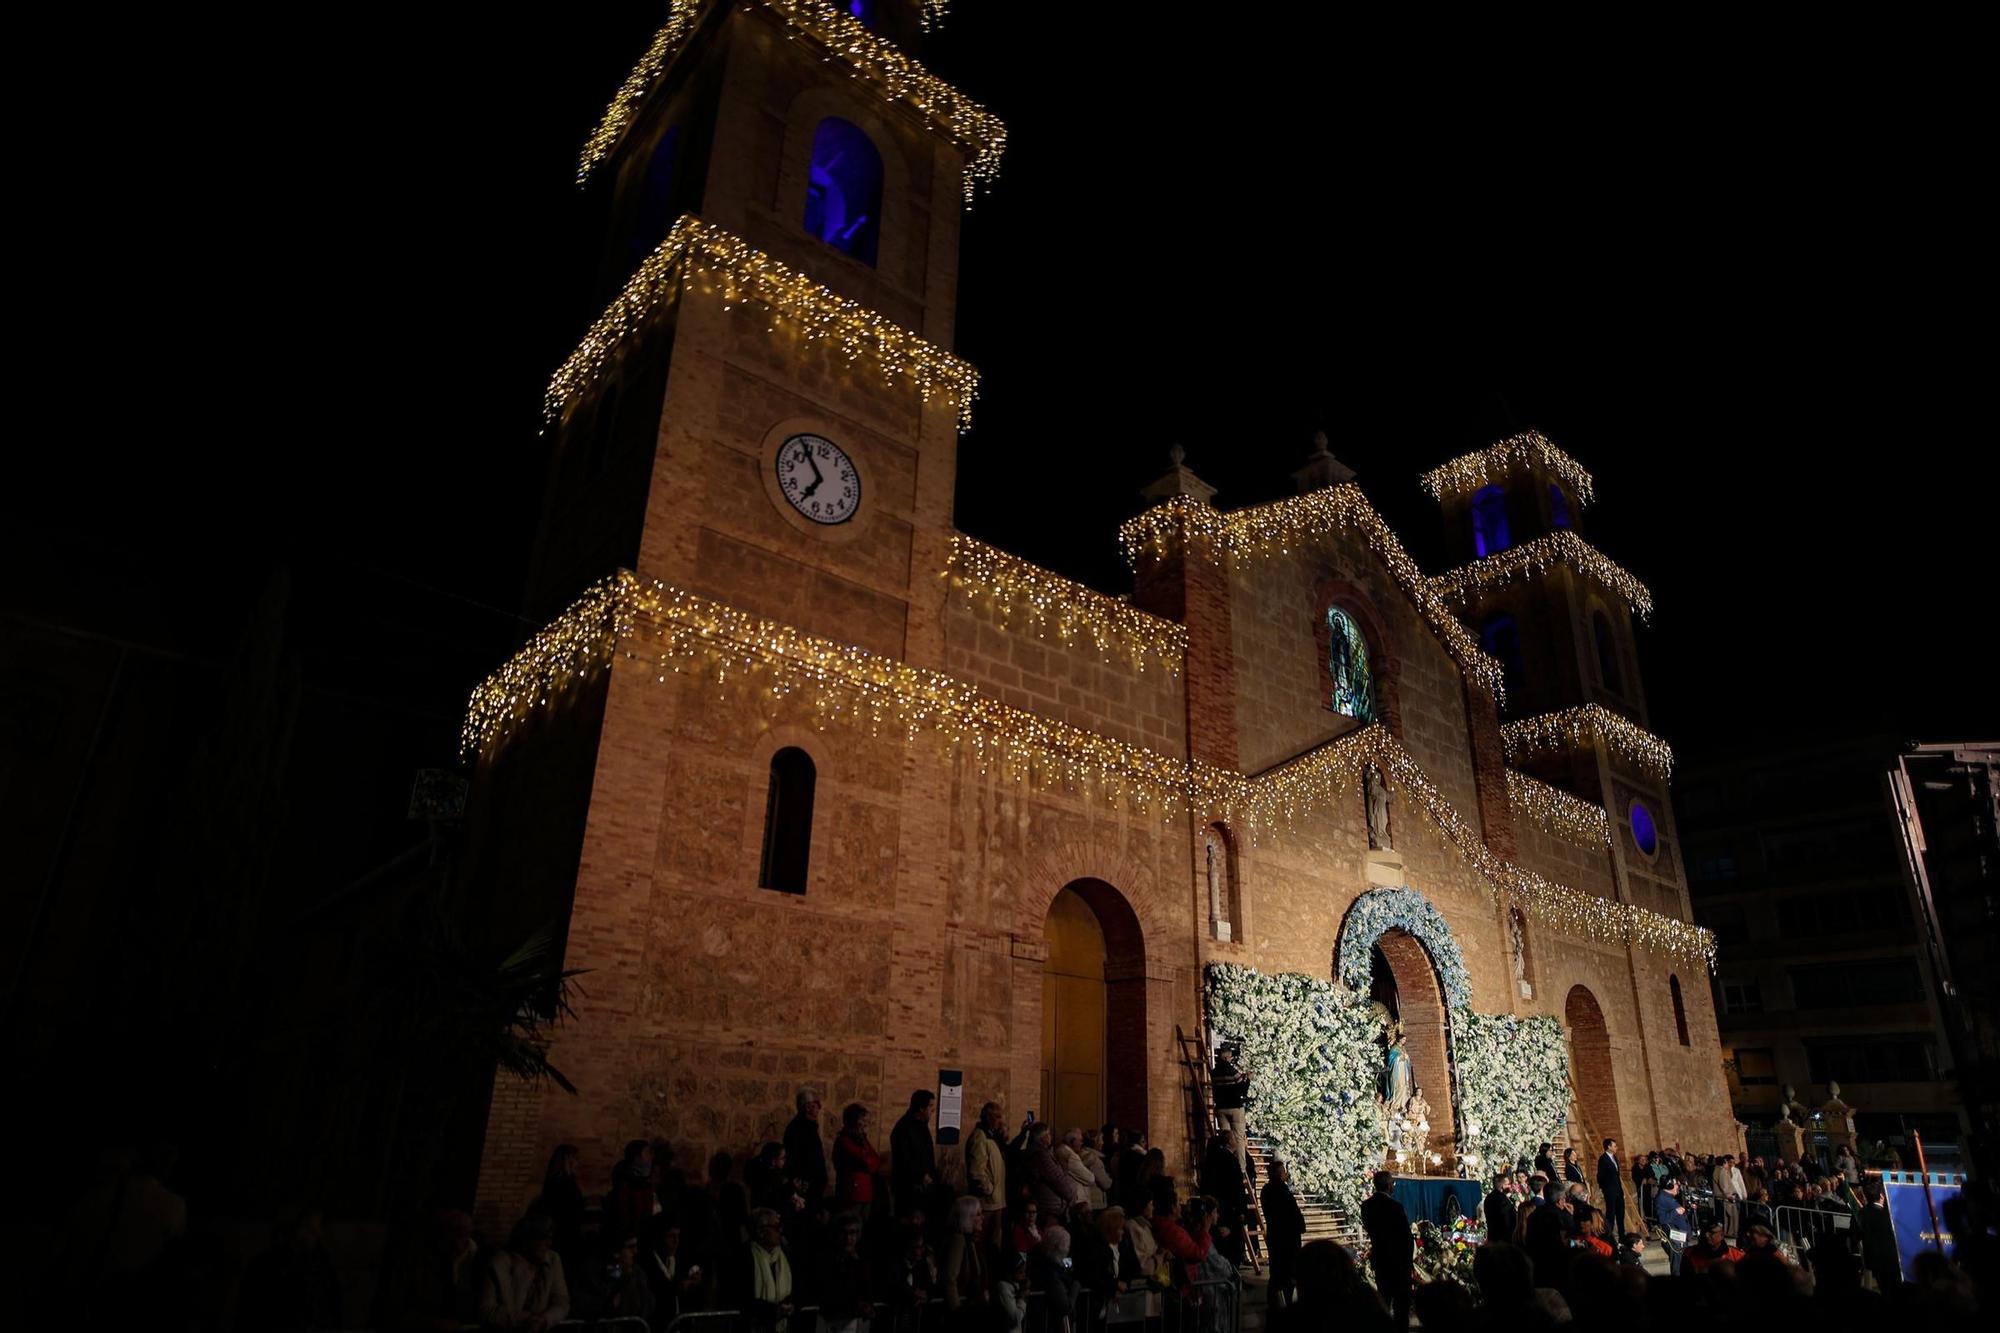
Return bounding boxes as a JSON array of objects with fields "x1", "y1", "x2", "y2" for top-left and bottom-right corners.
[{"x1": 939, "y1": 595, "x2": 1186, "y2": 754}]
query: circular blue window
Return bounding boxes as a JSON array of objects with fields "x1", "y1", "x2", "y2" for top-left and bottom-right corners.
[{"x1": 1630, "y1": 801, "x2": 1659, "y2": 856}]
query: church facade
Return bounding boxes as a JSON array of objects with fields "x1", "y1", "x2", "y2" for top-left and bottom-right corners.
[{"x1": 463, "y1": 1, "x2": 1732, "y2": 1225}]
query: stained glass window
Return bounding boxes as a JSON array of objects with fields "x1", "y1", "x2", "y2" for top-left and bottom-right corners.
[{"x1": 1327, "y1": 606, "x2": 1375, "y2": 722}]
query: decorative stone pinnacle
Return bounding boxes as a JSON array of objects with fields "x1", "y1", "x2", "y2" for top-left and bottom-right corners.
[
  {"x1": 1141, "y1": 444, "x2": 1217, "y2": 506},
  {"x1": 1294, "y1": 429, "x2": 1356, "y2": 493}
]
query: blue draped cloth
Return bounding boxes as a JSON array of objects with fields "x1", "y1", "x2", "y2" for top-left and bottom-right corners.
[{"x1": 1391, "y1": 1176, "x2": 1483, "y2": 1225}]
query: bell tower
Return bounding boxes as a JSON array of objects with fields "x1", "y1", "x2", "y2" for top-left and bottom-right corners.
[
  {"x1": 1425, "y1": 431, "x2": 1689, "y2": 921},
  {"x1": 522, "y1": 1, "x2": 1001, "y2": 676}
]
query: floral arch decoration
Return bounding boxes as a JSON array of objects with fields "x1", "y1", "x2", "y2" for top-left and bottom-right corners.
[{"x1": 1336, "y1": 886, "x2": 1472, "y2": 1011}]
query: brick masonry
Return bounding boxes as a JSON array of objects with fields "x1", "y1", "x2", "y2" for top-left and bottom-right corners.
[{"x1": 471, "y1": 1, "x2": 1733, "y2": 1230}]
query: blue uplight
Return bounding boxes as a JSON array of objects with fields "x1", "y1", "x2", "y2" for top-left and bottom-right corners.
[
  {"x1": 1549, "y1": 483, "x2": 1572, "y2": 531},
  {"x1": 803, "y1": 118, "x2": 882, "y2": 266}
]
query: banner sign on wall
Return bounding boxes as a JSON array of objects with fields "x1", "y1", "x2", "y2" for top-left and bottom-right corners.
[{"x1": 936, "y1": 1069, "x2": 963, "y2": 1146}]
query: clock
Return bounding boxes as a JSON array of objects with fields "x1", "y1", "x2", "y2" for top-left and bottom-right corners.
[{"x1": 774, "y1": 433, "x2": 861, "y2": 525}]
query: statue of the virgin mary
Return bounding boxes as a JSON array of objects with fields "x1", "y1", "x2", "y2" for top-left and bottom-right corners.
[{"x1": 1381, "y1": 1022, "x2": 1413, "y2": 1117}]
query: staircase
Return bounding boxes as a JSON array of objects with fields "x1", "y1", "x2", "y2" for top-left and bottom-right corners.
[{"x1": 1246, "y1": 1133, "x2": 1360, "y2": 1246}]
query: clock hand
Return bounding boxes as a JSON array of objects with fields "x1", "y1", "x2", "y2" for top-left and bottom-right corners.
[{"x1": 799, "y1": 444, "x2": 825, "y2": 497}]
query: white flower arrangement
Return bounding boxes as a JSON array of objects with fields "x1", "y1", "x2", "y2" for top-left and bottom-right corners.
[
  {"x1": 1336, "y1": 887, "x2": 1473, "y2": 1010},
  {"x1": 1452, "y1": 1009, "x2": 1571, "y2": 1172},
  {"x1": 1205, "y1": 963, "x2": 1386, "y2": 1211}
]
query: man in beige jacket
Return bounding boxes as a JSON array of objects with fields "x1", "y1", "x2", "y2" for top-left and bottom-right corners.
[{"x1": 967, "y1": 1101, "x2": 1009, "y2": 1219}]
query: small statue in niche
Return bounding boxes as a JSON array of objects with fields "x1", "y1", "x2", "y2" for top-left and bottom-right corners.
[
  {"x1": 1205, "y1": 837, "x2": 1231, "y2": 942},
  {"x1": 1509, "y1": 911, "x2": 1533, "y2": 999},
  {"x1": 1366, "y1": 764, "x2": 1393, "y2": 851},
  {"x1": 1405, "y1": 1086, "x2": 1433, "y2": 1165}
]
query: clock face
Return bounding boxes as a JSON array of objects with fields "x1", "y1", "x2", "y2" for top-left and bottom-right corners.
[{"x1": 774, "y1": 433, "x2": 861, "y2": 525}]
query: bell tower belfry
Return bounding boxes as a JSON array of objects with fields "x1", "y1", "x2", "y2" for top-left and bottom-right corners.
[
  {"x1": 1424, "y1": 431, "x2": 1690, "y2": 921},
  {"x1": 522, "y1": 1, "x2": 1002, "y2": 675}
]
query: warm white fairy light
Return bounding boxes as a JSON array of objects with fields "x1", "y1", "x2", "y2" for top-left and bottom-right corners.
[
  {"x1": 1116, "y1": 490, "x2": 1509, "y2": 703},
  {"x1": 1419, "y1": 430, "x2": 1596, "y2": 508},
  {"x1": 578, "y1": 1, "x2": 1006, "y2": 198},
  {"x1": 544, "y1": 216, "x2": 977, "y2": 430},
  {"x1": 946, "y1": 535, "x2": 1185, "y2": 673},
  {"x1": 1508, "y1": 770, "x2": 1612, "y2": 848},
  {"x1": 1432, "y1": 531, "x2": 1653, "y2": 622},
  {"x1": 1502, "y1": 704, "x2": 1674, "y2": 781},
  {"x1": 463, "y1": 573, "x2": 1713, "y2": 972}
]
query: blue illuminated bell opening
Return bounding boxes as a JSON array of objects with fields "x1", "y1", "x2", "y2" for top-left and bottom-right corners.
[
  {"x1": 630, "y1": 126, "x2": 683, "y2": 263},
  {"x1": 803, "y1": 118, "x2": 882, "y2": 266},
  {"x1": 1472, "y1": 485, "x2": 1512, "y2": 557},
  {"x1": 1630, "y1": 801, "x2": 1659, "y2": 856},
  {"x1": 847, "y1": 0, "x2": 880, "y2": 26},
  {"x1": 1549, "y1": 483, "x2": 1572, "y2": 530}
]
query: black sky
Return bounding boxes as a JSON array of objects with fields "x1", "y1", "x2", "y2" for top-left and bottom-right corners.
[{"x1": 30, "y1": 6, "x2": 1993, "y2": 764}]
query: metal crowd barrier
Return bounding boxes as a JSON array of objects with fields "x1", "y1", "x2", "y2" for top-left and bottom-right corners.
[{"x1": 1773, "y1": 1204, "x2": 1857, "y2": 1262}]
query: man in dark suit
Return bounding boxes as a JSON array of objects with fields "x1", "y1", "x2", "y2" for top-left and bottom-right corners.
[
  {"x1": 1597, "y1": 1137, "x2": 1626, "y2": 1237},
  {"x1": 1483, "y1": 1168, "x2": 1517, "y2": 1241},
  {"x1": 1260, "y1": 1157, "x2": 1306, "y2": 1309},
  {"x1": 1360, "y1": 1170, "x2": 1414, "y2": 1331},
  {"x1": 1859, "y1": 1180, "x2": 1900, "y2": 1293}
]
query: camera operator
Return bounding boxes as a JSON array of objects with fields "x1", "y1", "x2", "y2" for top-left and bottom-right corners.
[{"x1": 1211, "y1": 1043, "x2": 1250, "y2": 1174}]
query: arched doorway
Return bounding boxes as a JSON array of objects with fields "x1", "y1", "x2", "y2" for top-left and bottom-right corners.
[
  {"x1": 1370, "y1": 927, "x2": 1458, "y2": 1155},
  {"x1": 1042, "y1": 880, "x2": 1148, "y2": 1135},
  {"x1": 1565, "y1": 985, "x2": 1623, "y2": 1154}
]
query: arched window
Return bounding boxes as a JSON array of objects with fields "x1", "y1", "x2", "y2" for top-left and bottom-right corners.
[
  {"x1": 1593, "y1": 611, "x2": 1623, "y2": 695},
  {"x1": 1325, "y1": 606, "x2": 1375, "y2": 722},
  {"x1": 1481, "y1": 614, "x2": 1526, "y2": 711},
  {"x1": 759, "y1": 747, "x2": 817, "y2": 893},
  {"x1": 803, "y1": 118, "x2": 882, "y2": 265},
  {"x1": 1472, "y1": 485, "x2": 1512, "y2": 557},
  {"x1": 1549, "y1": 483, "x2": 1572, "y2": 531},
  {"x1": 1669, "y1": 974, "x2": 1690, "y2": 1045},
  {"x1": 630, "y1": 126, "x2": 683, "y2": 264}
]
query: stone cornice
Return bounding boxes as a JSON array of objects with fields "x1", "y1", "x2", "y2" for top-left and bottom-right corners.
[
  {"x1": 1419, "y1": 430, "x2": 1595, "y2": 508},
  {"x1": 1502, "y1": 704, "x2": 1674, "y2": 782},
  {"x1": 577, "y1": 1, "x2": 1006, "y2": 196},
  {"x1": 544, "y1": 215, "x2": 978, "y2": 429},
  {"x1": 463, "y1": 573, "x2": 1712, "y2": 972},
  {"x1": 1431, "y1": 531, "x2": 1654, "y2": 622},
  {"x1": 1116, "y1": 489, "x2": 1510, "y2": 702},
  {"x1": 945, "y1": 534, "x2": 1185, "y2": 674},
  {"x1": 1507, "y1": 769, "x2": 1613, "y2": 848}
]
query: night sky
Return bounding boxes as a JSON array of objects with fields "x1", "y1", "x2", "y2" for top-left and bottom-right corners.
[{"x1": 33, "y1": 7, "x2": 1991, "y2": 764}]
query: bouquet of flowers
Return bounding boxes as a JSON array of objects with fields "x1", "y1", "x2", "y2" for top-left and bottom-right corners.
[{"x1": 1412, "y1": 1218, "x2": 1480, "y2": 1289}]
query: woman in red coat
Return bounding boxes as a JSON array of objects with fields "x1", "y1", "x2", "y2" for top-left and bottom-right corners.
[{"x1": 832, "y1": 1103, "x2": 883, "y2": 1211}]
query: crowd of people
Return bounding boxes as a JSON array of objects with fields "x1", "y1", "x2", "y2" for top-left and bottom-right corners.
[
  {"x1": 438, "y1": 1087, "x2": 1301, "y2": 1333},
  {"x1": 48, "y1": 1109, "x2": 1991, "y2": 1331}
]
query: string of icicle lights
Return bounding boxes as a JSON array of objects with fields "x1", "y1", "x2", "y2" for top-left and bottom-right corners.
[
  {"x1": 1432, "y1": 531, "x2": 1654, "y2": 623},
  {"x1": 578, "y1": 1, "x2": 1005, "y2": 198},
  {"x1": 1116, "y1": 490, "x2": 1509, "y2": 703},
  {"x1": 461, "y1": 573, "x2": 1713, "y2": 972},
  {"x1": 1508, "y1": 770, "x2": 1612, "y2": 848},
  {"x1": 1419, "y1": 430, "x2": 1596, "y2": 508},
  {"x1": 946, "y1": 535, "x2": 1186, "y2": 674},
  {"x1": 1502, "y1": 704, "x2": 1675, "y2": 781},
  {"x1": 543, "y1": 216, "x2": 978, "y2": 431}
]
